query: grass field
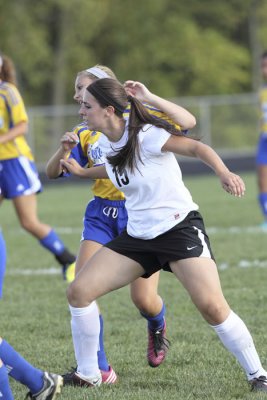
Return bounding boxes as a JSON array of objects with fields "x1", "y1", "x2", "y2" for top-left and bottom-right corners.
[{"x1": 2, "y1": 172, "x2": 267, "y2": 400}]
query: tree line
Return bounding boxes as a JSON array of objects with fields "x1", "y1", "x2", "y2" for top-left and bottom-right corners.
[{"x1": 0, "y1": 0, "x2": 266, "y2": 106}]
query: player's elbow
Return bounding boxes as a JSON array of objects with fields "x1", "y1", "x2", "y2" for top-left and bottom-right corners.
[{"x1": 45, "y1": 164, "x2": 60, "y2": 179}]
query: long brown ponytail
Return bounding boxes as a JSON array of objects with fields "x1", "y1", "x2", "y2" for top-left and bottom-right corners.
[{"x1": 87, "y1": 78, "x2": 182, "y2": 173}]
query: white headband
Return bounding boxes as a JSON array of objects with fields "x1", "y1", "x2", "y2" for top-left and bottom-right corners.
[
  {"x1": 0, "y1": 56, "x2": 3, "y2": 68},
  {"x1": 86, "y1": 67, "x2": 109, "y2": 79}
]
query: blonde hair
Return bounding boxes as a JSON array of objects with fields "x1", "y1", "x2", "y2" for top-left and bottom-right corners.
[
  {"x1": 77, "y1": 64, "x2": 117, "y2": 81},
  {"x1": 0, "y1": 54, "x2": 17, "y2": 85}
]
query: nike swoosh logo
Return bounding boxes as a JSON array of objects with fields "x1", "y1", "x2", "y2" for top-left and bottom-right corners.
[
  {"x1": 187, "y1": 246, "x2": 198, "y2": 250},
  {"x1": 249, "y1": 370, "x2": 259, "y2": 376},
  {"x1": 92, "y1": 378, "x2": 101, "y2": 385}
]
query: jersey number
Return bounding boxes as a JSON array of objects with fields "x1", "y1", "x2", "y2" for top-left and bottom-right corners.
[{"x1": 112, "y1": 167, "x2": 129, "y2": 187}]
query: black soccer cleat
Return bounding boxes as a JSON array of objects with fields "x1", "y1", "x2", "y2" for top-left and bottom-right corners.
[
  {"x1": 54, "y1": 248, "x2": 76, "y2": 280},
  {"x1": 250, "y1": 375, "x2": 267, "y2": 392},
  {"x1": 25, "y1": 372, "x2": 63, "y2": 399}
]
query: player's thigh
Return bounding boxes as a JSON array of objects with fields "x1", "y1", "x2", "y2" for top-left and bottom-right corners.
[
  {"x1": 169, "y1": 258, "x2": 229, "y2": 324},
  {"x1": 75, "y1": 240, "x2": 103, "y2": 274},
  {"x1": 68, "y1": 247, "x2": 145, "y2": 306},
  {"x1": 130, "y1": 271, "x2": 160, "y2": 299},
  {"x1": 257, "y1": 165, "x2": 267, "y2": 191}
]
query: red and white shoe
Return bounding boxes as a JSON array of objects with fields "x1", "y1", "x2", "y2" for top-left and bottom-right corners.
[
  {"x1": 62, "y1": 365, "x2": 117, "y2": 387},
  {"x1": 101, "y1": 366, "x2": 118, "y2": 384},
  {"x1": 147, "y1": 320, "x2": 170, "y2": 368}
]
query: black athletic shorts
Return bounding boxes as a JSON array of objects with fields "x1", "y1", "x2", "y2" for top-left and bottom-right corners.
[{"x1": 104, "y1": 211, "x2": 215, "y2": 278}]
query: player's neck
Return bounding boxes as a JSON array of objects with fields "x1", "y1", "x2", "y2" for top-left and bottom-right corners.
[{"x1": 103, "y1": 118, "x2": 126, "y2": 143}]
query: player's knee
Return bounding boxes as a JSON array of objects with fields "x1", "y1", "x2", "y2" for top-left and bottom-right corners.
[
  {"x1": 200, "y1": 299, "x2": 229, "y2": 325},
  {"x1": 131, "y1": 292, "x2": 152, "y2": 312},
  {"x1": 67, "y1": 282, "x2": 80, "y2": 306},
  {"x1": 67, "y1": 281, "x2": 92, "y2": 307}
]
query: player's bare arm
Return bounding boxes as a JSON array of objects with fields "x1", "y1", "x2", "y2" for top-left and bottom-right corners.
[
  {"x1": 163, "y1": 135, "x2": 245, "y2": 197},
  {"x1": 46, "y1": 131, "x2": 79, "y2": 178},
  {"x1": 124, "y1": 80, "x2": 196, "y2": 130},
  {"x1": 60, "y1": 158, "x2": 108, "y2": 179}
]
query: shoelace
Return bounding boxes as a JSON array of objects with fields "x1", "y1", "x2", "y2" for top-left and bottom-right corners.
[{"x1": 151, "y1": 330, "x2": 170, "y2": 356}]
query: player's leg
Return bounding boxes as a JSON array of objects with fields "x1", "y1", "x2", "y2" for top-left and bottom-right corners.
[
  {"x1": 0, "y1": 359, "x2": 13, "y2": 400},
  {"x1": 63, "y1": 239, "x2": 116, "y2": 384},
  {"x1": 12, "y1": 194, "x2": 75, "y2": 276},
  {"x1": 0, "y1": 337, "x2": 63, "y2": 397},
  {"x1": 66, "y1": 247, "x2": 145, "y2": 386},
  {"x1": 76, "y1": 200, "x2": 118, "y2": 375},
  {"x1": 130, "y1": 273, "x2": 169, "y2": 367},
  {"x1": 75, "y1": 240, "x2": 102, "y2": 275},
  {"x1": 170, "y1": 257, "x2": 267, "y2": 388}
]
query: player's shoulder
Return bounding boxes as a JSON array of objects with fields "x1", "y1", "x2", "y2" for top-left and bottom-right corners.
[
  {"x1": 73, "y1": 123, "x2": 102, "y2": 146},
  {"x1": 0, "y1": 81, "x2": 22, "y2": 105}
]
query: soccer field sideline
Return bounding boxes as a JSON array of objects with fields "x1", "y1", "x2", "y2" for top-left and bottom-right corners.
[
  {"x1": 6, "y1": 225, "x2": 267, "y2": 236},
  {"x1": 5, "y1": 258, "x2": 267, "y2": 277}
]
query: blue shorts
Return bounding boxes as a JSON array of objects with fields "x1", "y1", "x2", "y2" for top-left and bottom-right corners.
[
  {"x1": 256, "y1": 134, "x2": 267, "y2": 165},
  {"x1": 82, "y1": 196, "x2": 128, "y2": 245},
  {"x1": 0, "y1": 156, "x2": 42, "y2": 199}
]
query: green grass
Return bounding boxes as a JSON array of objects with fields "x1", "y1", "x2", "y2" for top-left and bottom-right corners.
[{"x1": 2, "y1": 173, "x2": 267, "y2": 399}]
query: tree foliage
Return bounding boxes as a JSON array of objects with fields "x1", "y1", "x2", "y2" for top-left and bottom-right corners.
[{"x1": 0, "y1": 0, "x2": 265, "y2": 105}]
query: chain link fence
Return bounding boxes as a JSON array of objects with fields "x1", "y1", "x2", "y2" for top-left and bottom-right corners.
[{"x1": 27, "y1": 93, "x2": 259, "y2": 170}]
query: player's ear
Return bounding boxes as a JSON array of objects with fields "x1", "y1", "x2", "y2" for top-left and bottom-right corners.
[{"x1": 105, "y1": 105, "x2": 116, "y2": 116}]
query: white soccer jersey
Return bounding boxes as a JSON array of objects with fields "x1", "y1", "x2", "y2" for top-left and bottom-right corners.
[{"x1": 104, "y1": 124, "x2": 199, "y2": 239}]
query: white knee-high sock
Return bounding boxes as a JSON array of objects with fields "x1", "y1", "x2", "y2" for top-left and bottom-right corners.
[
  {"x1": 212, "y1": 310, "x2": 266, "y2": 380},
  {"x1": 69, "y1": 301, "x2": 101, "y2": 379}
]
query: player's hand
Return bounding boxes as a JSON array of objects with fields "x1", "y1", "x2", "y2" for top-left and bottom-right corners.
[
  {"x1": 124, "y1": 80, "x2": 153, "y2": 103},
  {"x1": 219, "y1": 171, "x2": 245, "y2": 197},
  {"x1": 60, "y1": 158, "x2": 85, "y2": 177},
  {"x1": 60, "y1": 132, "x2": 79, "y2": 151}
]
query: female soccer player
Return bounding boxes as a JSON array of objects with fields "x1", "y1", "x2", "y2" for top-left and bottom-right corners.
[
  {"x1": 61, "y1": 78, "x2": 267, "y2": 393},
  {"x1": 0, "y1": 53, "x2": 75, "y2": 276},
  {"x1": 256, "y1": 51, "x2": 267, "y2": 228},
  {"x1": 0, "y1": 229, "x2": 63, "y2": 399},
  {"x1": 46, "y1": 65, "x2": 196, "y2": 384}
]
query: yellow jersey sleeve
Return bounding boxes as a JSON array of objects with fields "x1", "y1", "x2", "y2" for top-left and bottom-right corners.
[
  {"x1": 70, "y1": 123, "x2": 125, "y2": 200},
  {"x1": 123, "y1": 103, "x2": 183, "y2": 132},
  {"x1": 0, "y1": 82, "x2": 33, "y2": 160}
]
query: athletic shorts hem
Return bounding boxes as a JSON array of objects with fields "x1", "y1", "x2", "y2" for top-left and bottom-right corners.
[{"x1": 104, "y1": 211, "x2": 215, "y2": 278}]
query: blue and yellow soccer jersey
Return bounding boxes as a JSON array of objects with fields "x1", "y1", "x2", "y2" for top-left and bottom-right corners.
[
  {"x1": 259, "y1": 85, "x2": 267, "y2": 133},
  {"x1": 0, "y1": 82, "x2": 33, "y2": 161},
  {"x1": 70, "y1": 123, "x2": 125, "y2": 200}
]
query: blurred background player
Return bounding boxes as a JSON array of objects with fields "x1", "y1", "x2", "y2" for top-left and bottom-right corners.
[
  {"x1": 0, "y1": 229, "x2": 63, "y2": 399},
  {"x1": 46, "y1": 65, "x2": 196, "y2": 385},
  {"x1": 256, "y1": 51, "x2": 267, "y2": 229},
  {"x1": 0, "y1": 53, "x2": 75, "y2": 277}
]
